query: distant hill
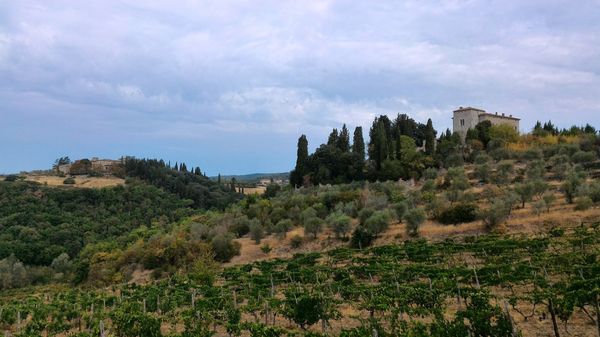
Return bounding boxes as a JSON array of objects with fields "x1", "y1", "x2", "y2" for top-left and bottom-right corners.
[{"x1": 211, "y1": 172, "x2": 289, "y2": 182}]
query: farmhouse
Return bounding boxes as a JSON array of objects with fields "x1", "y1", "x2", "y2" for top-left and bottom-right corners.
[
  {"x1": 453, "y1": 106, "x2": 520, "y2": 140},
  {"x1": 57, "y1": 157, "x2": 124, "y2": 176}
]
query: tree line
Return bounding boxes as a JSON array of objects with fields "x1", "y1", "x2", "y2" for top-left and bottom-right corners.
[{"x1": 291, "y1": 114, "x2": 438, "y2": 186}]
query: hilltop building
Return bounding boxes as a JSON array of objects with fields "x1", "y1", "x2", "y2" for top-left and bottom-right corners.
[
  {"x1": 453, "y1": 107, "x2": 519, "y2": 140},
  {"x1": 57, "y1": 157, "x2": 124, "y2": 176}
]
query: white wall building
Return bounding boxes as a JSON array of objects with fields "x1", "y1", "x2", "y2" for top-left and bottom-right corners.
[{"x1": 453, "y1": 106, "x2": 520, "y2": 140}]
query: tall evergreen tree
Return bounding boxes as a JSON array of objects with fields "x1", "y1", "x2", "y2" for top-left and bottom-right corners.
[
  {"x1": 352, "y1": 127, "x2": 365, "y2": 160},
  {"x1": 327, "y1": 129, "x2": 339, "y2": 147},
  {"x1": 352, "y1": 126, "x2": 366, "y2": 180},
  {"x1": 194, "y1": 167, "x2": 201, "y2": 175},
  {"x1": 291, "y1": 135, "x2": 309, "y2": 187},
  {"x1": 370, "y1": 122, "x2": 389, "y2": 170},
  {"x1": 424, "y1": 118, "x2": 436, "y2": 155},
  {"x1": 217, "y1": 173, "x2": 222, "y2": 184},
  {"x1": 337, "y1": 124, "x2": 350, "y2": 152}
]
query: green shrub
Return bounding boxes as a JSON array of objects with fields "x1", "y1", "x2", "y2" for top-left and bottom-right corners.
[
  {"x1": 63, "y1": 177, "x2": 76, "y2": 185},
  {"x1": 393, "y1": 201, "x2": 408, "y2": 221},
  {"x1": 211, "y1": 234, "x2": 241, "y2": 262},
  {"x1": 436, "y1": 203, "x2": 478, "y2": 225},
  {"x1": 326, "y1": 212, "x2": 352, "y2": 239},
  {"x1": 350, "y1": 225, "x2": 374, "y2": 249},
  {"x1": 358, "y1": 207, "x2": 375, "y2": 225},
  {"x1": 364, "y1": 210, "x2": 391, "y2": 236},
  {"x1": 249, "y1": 221, "x2": 264, "y2": 244},
  {"x1": 4, "y1": 175, "x2": 23, "y2": 182},
  {"x1": 290, "y1": 235, "x2": 303, "y2": 248},
  {"x1": 575, "y1": 196, "x2": 593, "y2": 211},
  {"x1": 404, "y1": 208, "x2": 426, "y2": 237},
  {"x1": 304, "y1": 217, "x2": 323, "y2": 239},
  {"x1": 274, "y1": 219, "x2": 293, "y2": 238},
  {"x1": 260, "y1": 244, "x2": 272, "y2": 254}
]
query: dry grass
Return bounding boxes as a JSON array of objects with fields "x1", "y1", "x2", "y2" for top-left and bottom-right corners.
[
  {"x1": 242, "y1": 186, "x2": 266, "y2": 195},
  {"x1": 24, "y1": 175, "x2": 125, "y2": 188}
]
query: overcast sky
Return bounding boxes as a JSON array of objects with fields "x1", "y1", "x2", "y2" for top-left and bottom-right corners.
[{"x1": 1, "y1": 1, "x2": 599, "y2": 174}]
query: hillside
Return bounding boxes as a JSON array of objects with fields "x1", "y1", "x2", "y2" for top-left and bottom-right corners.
[{"x1": 1, "y1": 121, "x2": 600, "y2": 337}]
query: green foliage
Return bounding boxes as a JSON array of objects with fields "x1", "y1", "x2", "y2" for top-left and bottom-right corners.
[
  {"x1": 260, "y1": 244, "x2": 272, "y2": 254},
  {"x1": 326, "y1": 212, "x2": 352, "y2": 239},
  {"x1": 62, "y1": 177, "x2": 76, "y2": 185},
  {"x1": 404, "y1": 208, "x2": 426, "y2": 237},
  {"x1": 562, "y1": 169, "x2": 585, "y2": 204},
  {"x1": 437, "y1": 203, "x2": 478, "y2": 225},
  {"x1": 0, "y1": 181, "x2": 192, "y2": 267},
  {"x1": 125, "y1": 158, "x2": 239, "y2": 209},
  {"x1": 274, "y1": 219, "x2": 293, "y2": 239},
  {"x1": 111, "y1": 305, "x2": 162, "y2": 337},
  {"x1": 489, "y1": 124, "x2": 519, "y2": 146},
  {"x1": 264, "y1": 184, "x2": 282, "y2": 198},
  {"x1": 211, "y1": 234, "x2": 241, "y2": 262},
  {"x1": 290, "y1": 235, "x2": 304, "y2": 248},
  {"x1": 480, "y1": 199, "x2": 511, "y2": 230},
  {"x1": 364, "y1": 210, "x2": 391, "y2": 236},
  {"x1": 304, "y1": 217, "x2": 323, "y2": 239},
  {"x1": 393, "y1": 201, "x2": 408, "y2": 221},
  {"x1": 249, "y1": 221, "x2": 265, "y2": 244},
  {"x1": 350, "y1": 225, "x2": 375, "y2": 249},
  {"x1": 574, "y1": 196, "x2": 593, "y2": 211}
]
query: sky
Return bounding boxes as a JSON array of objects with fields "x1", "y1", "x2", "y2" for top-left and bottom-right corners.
[{"x1": 1, "y1": 1, "x2": 599, "y2": 175}]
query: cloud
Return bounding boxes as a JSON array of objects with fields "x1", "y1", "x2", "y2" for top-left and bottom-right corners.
[{"x1": 0, "y1": 0, "x2": 599, "y2": 174}]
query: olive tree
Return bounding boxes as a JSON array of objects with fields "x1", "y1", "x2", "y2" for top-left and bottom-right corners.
[{"x1": 404, "y1": 208, "x2": 426, "y2": 237}]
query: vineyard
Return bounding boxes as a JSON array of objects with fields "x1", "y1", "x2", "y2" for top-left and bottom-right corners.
[{"x1": 1, "y1": 223, "x2": 598, "y2": 337}]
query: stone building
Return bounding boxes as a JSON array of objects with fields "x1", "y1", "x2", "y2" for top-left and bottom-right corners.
[
  {"x1": 453, "y1": 106, "x2": 519, "y2": 140},
  {"x1": 57, "y1": 157, "x2": 123, "y2": 176}
]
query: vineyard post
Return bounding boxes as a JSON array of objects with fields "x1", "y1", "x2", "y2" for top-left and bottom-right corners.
[
  {"x1": 143, "y1": 299, "x2": 146, "y2": 314},
  {"x1": 192, "y1": 290, "x2": 196, "y2": 309},
  {"x1": 503, "y1": 301, "x2": 518, "y2": 337},
  {"x1": 16, "y1": 311, "x2": 20, "y2": 333},
  {"x1": 456, "y1": 277, "x2": 462, "y2": 309},
  {"x1": 473, "y1": 268, "x2": 480, "y2": 288},
  {"x1": 157, "y1": 294, "x2": 161, "y2": 314},
  {"x1": 595, "y1": 295, "x2": 600, "y2": 337},
  {"x1": 100, "y1": 320, "x2": 105, "y2": 337},
  {"x1": 543, "y1": 267, "x2": 561, "y2": 337}
]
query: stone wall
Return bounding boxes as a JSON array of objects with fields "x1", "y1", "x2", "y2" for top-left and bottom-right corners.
[
  {"x1": 478, "y1": 113, "x2": 519, "y2": 132},
  {"x1": 453, "y1": 107, "x2": 483, "y2": 140}
]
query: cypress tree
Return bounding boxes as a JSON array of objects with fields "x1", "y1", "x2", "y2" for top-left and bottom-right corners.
[
  {"x1": 217, "y1": 173, "x2": 222, "y2": 184},
  {"x1": 291, "y1": 135, "x2": 309, "y2": 187},
  {"x1": 352, "y1": 127, "x2": 365, "y2": 161},
  {"x1": 194, "y1": 167, "x2": 201, "y2": 175},
  {"x1": 352, "y1": 126, "x2": 366, "y2": 180},
  {"x1": 370, "y1": 122, "x2": 389, "y2": 170},
  {"x1": 327, "y1": 128, "x2": 339, "y2": 147},
  {"x1": 425, "y1": 118, "x2": 436, "y2": 155},
  {"x1": 337, "y1": 124, "x2": 350, "y2": 152}
]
